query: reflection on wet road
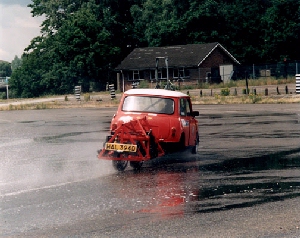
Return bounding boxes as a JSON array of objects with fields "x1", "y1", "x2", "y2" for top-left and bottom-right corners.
[
  {"x1": 107, "y1": 148, "x2": 300, "y2": 220},
  {"x1": 1, "y1": 105, "x2": 300, "y2": 237}
]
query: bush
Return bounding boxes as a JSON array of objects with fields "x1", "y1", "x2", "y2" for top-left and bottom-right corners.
[
  {"x1": 220, "y1": 88, "x2": 230, "y2": 96},
  {"x1": 137, "y1": 80, "x2": 148, "y2": 88},
  {"x1": 84, "y1": 93, "x2": 91, "y2": 102},
  {"x1": 0, "y1": 92, "x2": 6, "y2": 99},
  {"x1": 249, "y1": 93, "x2": 262, "y2": 104}
]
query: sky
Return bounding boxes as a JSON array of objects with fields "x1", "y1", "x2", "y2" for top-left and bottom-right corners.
[{"x1": 0, "y1": 0, "x2": 43, "y2": 62}]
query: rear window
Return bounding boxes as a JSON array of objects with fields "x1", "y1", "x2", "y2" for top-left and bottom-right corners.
[{"x1": 122, "y1": 96, "x2": 174, "y2": 114}]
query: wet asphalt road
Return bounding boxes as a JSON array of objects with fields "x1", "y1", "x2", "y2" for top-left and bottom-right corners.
[{"x1": 1, "y1": 104, "x2": 300, "y2": 237}]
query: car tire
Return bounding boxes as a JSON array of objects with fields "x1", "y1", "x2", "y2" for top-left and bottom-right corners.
[
  {"x1": 130, "y1": 161, "x2": 143, "y2": 170},
  {"x1": 191, "y1": 133, "x2": 199, "y2": 154},
  {"x1": 191, "y1": 143, "x2": 198, "y2": 154},
  {"x1": 179, "y1": 134, "x2": 185, "y2": 151},
  {"x1": 112, "y1": 160, "x2": 128, "y2": 171}
]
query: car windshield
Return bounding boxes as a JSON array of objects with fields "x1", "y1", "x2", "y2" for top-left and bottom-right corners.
[{"x1": 122, "y1": 96, "x2": 174, "y2": 114}]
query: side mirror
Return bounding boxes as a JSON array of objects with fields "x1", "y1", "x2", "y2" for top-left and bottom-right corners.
[{"x1": 192, "y1": 111, "x2": 199, "y2": 117}]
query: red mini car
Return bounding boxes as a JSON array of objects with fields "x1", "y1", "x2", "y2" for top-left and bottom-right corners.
[{"x1": 98, "y1": 88, "x2": 199, "y2": 171}]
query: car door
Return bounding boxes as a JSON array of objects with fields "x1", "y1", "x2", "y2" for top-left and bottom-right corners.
[
  {"x1": 186, "y1": 98, "x2": 198, "y2": 146},
  {"x1": 179, "y1": 98, "x2": 191, "y2": 146}
]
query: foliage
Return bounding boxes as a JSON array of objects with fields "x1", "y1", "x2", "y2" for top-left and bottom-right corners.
[
  {"x1": 84, "y1": 93, "x2": 91, "y2": 102},
  {"x1": 11, "y1": 56, "x2": 22, "y2": 71},
  {"x1": 0, "y1": 61, "x2": 12, "y2": 77},
  {"x1": 8, "y1": 0, "x2": 300, "y2": 97},
  {"x1": 130, "y1": 0, "x2": 300, "y2": 63},
  {"x1": 10, "y1": 0, "x2": 135, "y2": 97},
  {"x1": 220, "y1": 88, "x2": 230, "y2": 96},
  {"x1": 0, "y1": 92, "x2": 6, "y2": 99},
  {"x1": 138, "y1": 80, "x2": 149, "y2": 88},
  {"x1": 261, "y1": 0, "x2": 300, "y2": 62},
  {"x1": 248, "y1": 93, "x2": 262, "y2": 104}
]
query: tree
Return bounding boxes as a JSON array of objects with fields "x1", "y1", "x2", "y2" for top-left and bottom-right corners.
[
  {"x1": 11, "y1": 56, "x2": 22, "y2": 71},
  {"x1": 10, "y1": 38, "x2": 49, "y2": 98},
  {"x1": 0, "y1": 61, "x2": 12, "y2": 77},
  {"x1": 131, "y1": 0, "x2": 190, "y2": 46},
  {"x1": 11, "y1": 0, "x2": 135, "y2": 97},
  {"x1": 261, "y1": 0, "x2": 300, "y2": 62},
  {"x1": 9, "y1": 0, "x2": 300, "y2": 97},
  {"x1": 130, "y1": 0, "x2": 300, "y2": 64},
  {"x1": 217, "y1": 0, "x2": 271, "y2": 64}
]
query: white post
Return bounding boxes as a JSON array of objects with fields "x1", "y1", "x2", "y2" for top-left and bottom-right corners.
[
  {"x1": 6, "y1": 85, "x2": 9, "y2": 99},
  {"x1": 223, "y1": 66, "x2": 225, "y2": 84},
  {"x1": 5, "y1": 77, "x2": 9, "y2": 99},
  {"x1": 296, "y1": 74, "x2": 300, "y2": 94}
]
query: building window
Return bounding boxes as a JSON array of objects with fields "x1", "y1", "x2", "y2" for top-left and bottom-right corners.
[
  {"x1": 206, "y1": 72, "x2": 211, "y2": 83},
  {"x1": 127, "y1": 70, "x2": 143, "y2": 81},
  {"x1": 149, "y1": 69, "x2": 167, "y2": 80},
  {"x1": 133, "y1": 70, "x2": 140, "y2": 80},
  {"x1": 173, "y1": 68, "x2": 189, "y2": 79},
  {"x1": 149, "y1": 70, "x2": 154, "y2": 80},
  {"x1": 149, "y1": 68, "x2": 191, "y2": 80}
]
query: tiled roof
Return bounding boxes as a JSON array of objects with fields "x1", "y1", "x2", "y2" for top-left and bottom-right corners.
[{"x1": 115, "y1": 42, "x2": 240, "y2": 70}]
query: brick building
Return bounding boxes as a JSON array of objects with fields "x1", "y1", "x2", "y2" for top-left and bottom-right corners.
[{"x1": 115, "y1": 42, "x2": 240, "y2": 91}]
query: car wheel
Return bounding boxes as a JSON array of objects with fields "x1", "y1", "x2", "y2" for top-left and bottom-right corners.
[
  {"x1": 112, "y1": 160, "x2": 128, "y2": 171},
  {"x1": 130, "y1": 161, "x2": 143, "y2": 170},
  {"x1": 178, "y1": 134, "x2": 185, "y2": 151},
  {"x1": 191, "y1": 133, "x2": 199, "y2": 154},
  {"x1": 191, "y1": 142, "x2": 198, "y2": 154}
]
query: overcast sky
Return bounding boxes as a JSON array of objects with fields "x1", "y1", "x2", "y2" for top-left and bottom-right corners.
[{"x1": 0, "y1": 0, "x2": 43, "y2": 62}]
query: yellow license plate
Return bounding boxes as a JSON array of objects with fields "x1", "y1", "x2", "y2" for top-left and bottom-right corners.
[{"x1": 105, "y1": 143, "x2": 137, "y2": 152}]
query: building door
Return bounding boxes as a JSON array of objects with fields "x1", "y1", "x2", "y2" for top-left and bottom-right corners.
[
  {"x1": 219, "y1": 64, "x2": 233, "y2": 83},
  {"x1": 211, "y1": 67, "x2": 222, "y2": 84}
]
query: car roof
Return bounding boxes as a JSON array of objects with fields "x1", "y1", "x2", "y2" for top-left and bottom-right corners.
[{"x1": 124, "y1": 89, "x2": 189, "y2": 97}]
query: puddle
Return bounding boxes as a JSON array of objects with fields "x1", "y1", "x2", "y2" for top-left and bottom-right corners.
[
  {"x1": 19, "y1": 120, "x2": 37, "y2": 123},
  {"x1": 115, "y1": 148, "x2": 300, "y2": 219},
  {"x1": 193, "y1": 149, "x2": 300, "y2": 213},
  {"x1": 34, "y1": 131, "x2": 100, "y2": 143},
  {"x1": 201, "y1": 148, "x2": 300, "y2": 172}
]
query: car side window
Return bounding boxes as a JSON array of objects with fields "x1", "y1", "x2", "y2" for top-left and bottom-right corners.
[
  {"x1": 180, "y1": 98, "x2": 186, "y2": 116},
  {"x1": 186, "y1": 99, "x2": 191, "y2": 116},
  {"x1": 180, "y1": 98, "x2": 192, "y2": 117}
]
